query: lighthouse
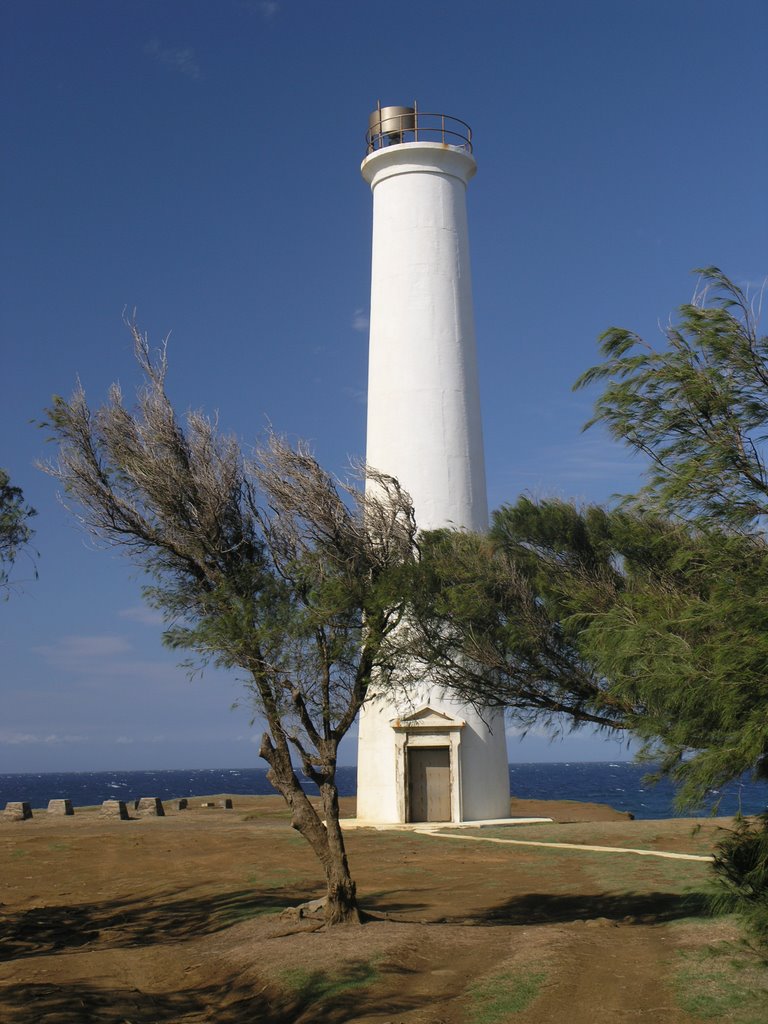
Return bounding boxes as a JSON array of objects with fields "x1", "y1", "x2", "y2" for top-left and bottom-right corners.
[{"x1": 356, "y1": 105, "x2": 510, "y2": 824}]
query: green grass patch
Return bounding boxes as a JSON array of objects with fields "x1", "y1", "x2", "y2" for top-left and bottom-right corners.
[
  {"x1": 574, "y1": 847, "x2": 712, "y2": 897},
  {"x1": 675, "y1": 943, "x2": 768, "y2": 1022},
  {"x1": 466, "y1": 968, "x2": 546, "y2": 1021},
  {"x1": 279, "y1": 961, "x2": 378, "y2": 1003},
  {"x1": 457, "y1": 820, "x2": 718, "y2": 857}
]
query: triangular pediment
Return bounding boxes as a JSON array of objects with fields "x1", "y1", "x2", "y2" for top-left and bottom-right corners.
[{"x1": 390, "y1": 704, "x2": 465, "y2": 730}]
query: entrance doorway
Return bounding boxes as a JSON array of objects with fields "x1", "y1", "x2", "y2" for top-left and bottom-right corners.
[{"x1": 408, "y1": 747, "x2": 451, "y2": 822}]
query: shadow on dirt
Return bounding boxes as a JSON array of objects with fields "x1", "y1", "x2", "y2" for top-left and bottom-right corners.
[
  {"x1": 362, "y1": 888, "x2": 432, "y2": 915},
  {"x1": 0, "y1": 886, "x2": 307, "y2": 962},
  {"x1": 0, "y1": 964, "x2": 422, "y2": 1024},
  {"x1": 360, "y1": 887, "x2": 711, "y2": 926},
  {"x1": 476, "y1": 889, "x2": 711, "y2": 925},
  {"x1": 0, "y1": 981, "x2": 265, "y2": 1024}
]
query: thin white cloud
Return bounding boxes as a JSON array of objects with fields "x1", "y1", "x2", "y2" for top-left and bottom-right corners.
[
  {"x1": 538, "y1": 434, "x2": 643, "y2": 484},
  {"x1": 505, "y1": 723, "x2": 552, "y2": 739},
  {"x1": 0, "y1": 731, "x2": 85, "y2": 745},
  {"x1": 115, "y1": 736, "x2": 135, "y2": 745},
  {"x1": 490, "y1": 434, "x2": 647, "y2": 511},
  {"x1": 143, "y1": 38, "x2": 201, "y2": 80},
  {"x1": 119, "y1": 606, "x2": 164, "y2": 627},
  {"x1": 242, "y1": 0, "x2": 280, "y2": 18},
  {"x1": 342, "y1": 386, "x2": 366, "y2": 406},
  {"x1": 351, "y1": 309, "x2": 369, "y2": 333},
  {"x1": 35, "y1": 635, "x2": 132, "y2": 664},
  {"x1": 32, "y1": 633, "x2": 186, "y2": 689}
]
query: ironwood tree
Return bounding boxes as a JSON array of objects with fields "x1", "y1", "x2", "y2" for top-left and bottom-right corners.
[
  {"x1": 576, "y1": 266, "x2": 768, "y2": 528},
  {"x1": 575, "y1": 265, "x2": 768, "y2": 938},
  {"x1": 410, "y1": 267, "x2": 768, "y2": 941},
  {"x1": 407, "y1": 518, "x2": 631, "y2": 736},
  {"x1": 42, "y1": 324, "x2": 417, "y2": 926},
  {"x1": 0, "y1": 468, "x2": 36, "y2": 596},
  {"x1": 570, "y1": 266, "x2": 768, "y2": 802},
  {"x1": 409, "y1": 268, "x2": 768, "y2": 806}
]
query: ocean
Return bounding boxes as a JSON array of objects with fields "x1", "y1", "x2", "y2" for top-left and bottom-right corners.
[{"x1": 2, "y1": 762, "x2": 767, "y2": 820}]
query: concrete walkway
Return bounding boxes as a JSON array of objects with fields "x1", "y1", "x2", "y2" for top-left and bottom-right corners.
[
  {"x1": 339, "y1": 816, "x2": 553, "y2": 832},
  {"x1": 414, "y1": 828, "x2": 714, "y2": 863}
]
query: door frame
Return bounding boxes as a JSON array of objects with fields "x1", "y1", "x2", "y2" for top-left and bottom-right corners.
[
  {"x1": 391, "y1": 705, "x2": 464, "y2": 823},
  {"x1": 407, "y1": 745, "x2": 452, "y2": 822}
]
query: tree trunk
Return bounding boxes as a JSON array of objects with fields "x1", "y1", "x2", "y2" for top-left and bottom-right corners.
[
  {"x1": 321, "y1": 780, "x2": 360, "y2": 926},
  {"x1": 259, "y1": 732, "x2": 361, "y2": 926}
]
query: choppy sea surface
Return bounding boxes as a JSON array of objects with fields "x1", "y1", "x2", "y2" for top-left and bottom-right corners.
[{"x1": 2, "y1": 763, "x2": 767, "y2": 819}]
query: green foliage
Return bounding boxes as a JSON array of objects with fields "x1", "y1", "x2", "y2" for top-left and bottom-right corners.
[
  {"x1": 576, "y1": 267, "x2": 768, "y2": 529},
  {"x1": 413, "y1": 270, "x2": 768, "y2": 815},
  {"x1": 412, "y1": 267, "x2": 768, "y2": 944},
  {"x1": 0, "y1": 468, "x2": 36, "y2": 593},
  {"x1": 572, "y1": 268, "x2": 768, "y2": 944},
  {"x1": 467, "y1": 968, "x2": 546, "y2": 1021},
  {"x1": 711, "y1": 815, "x2": 768, "y2": 946},
  {"x1": 410, "y1": 524, "x2": 623, "y2": 732},
  {"x1": 572, "y1": 267, "x2": 768, "y2": 947},
  {"x1": 490, "y1": 498, "x2": 768, "y2": 810},
  {"x1": 41, "y1": 321, "x2": 418, "y2": 923},
  {"x1": 41, "y1": 327, "x2": 416, "y2": 781}
]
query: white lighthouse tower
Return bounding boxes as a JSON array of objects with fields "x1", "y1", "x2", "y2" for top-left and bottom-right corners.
[{"x1": 356, "y1": 105, "x2": 510, "y2": 824}]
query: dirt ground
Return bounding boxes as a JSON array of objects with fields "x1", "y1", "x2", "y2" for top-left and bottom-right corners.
[{"x1": 1, "y1": 794, "x2": 765, "y2": 1023}]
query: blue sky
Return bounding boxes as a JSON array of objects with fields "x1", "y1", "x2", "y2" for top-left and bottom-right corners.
[{"x1": 2, "y1": 0, "x2": 766, "y2": 772}]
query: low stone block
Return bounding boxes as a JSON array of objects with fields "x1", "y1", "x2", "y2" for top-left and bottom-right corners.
[
  {"x1": 218, "y1": 798, "x2": 233, "y2": 809},
  {"x1": 4, "y1": 801, "x2": 32, "y2": 821},
  {"x1": 177, "y1": 798, "x2": 188, "y2": 810},
  {"x1": 100, "y1": 799, "x2": 129, "y2": 819},
  {"x1": 47, "y1": 799, "x2": 74, "y2": 816},
  {"x1": 135, "y1": 797, "x2": 165, "y2": 817}
]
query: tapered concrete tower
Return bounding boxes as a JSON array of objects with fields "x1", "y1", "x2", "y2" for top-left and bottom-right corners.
[{"x1": 356, "y1": 105, "x2": 510, "y2": 824}]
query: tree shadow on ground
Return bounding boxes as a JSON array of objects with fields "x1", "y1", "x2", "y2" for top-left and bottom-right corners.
[
  {"x1": 0, "y1": 963, "x2": 422, "y2": 1024},
  {"x1": 474, "y1": 890, "x2": 711, "y2": 926},
  {"x1": 360, "y1": 888, "x2": 432, "y2": 916},
  {"x1": 0, "y1": 886, "x2": 308, "y2": 962},
  {"x1": 0, "y1": 981, "x2": 264, "y2": 1024}
]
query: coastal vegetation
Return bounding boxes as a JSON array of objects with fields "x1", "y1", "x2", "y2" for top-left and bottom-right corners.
[
  {"x1": 42, "y1": 323, "x2": 419, "y2": 925},
  {"x1": 409, "y1": 268, "x2": 768, "y2": 946},
  {"x1": 0, "y1": 468, "x2": 36, "y2": 596},
  {"x1": 39, "y1": 269, "x2": 768, "y2": 943}
]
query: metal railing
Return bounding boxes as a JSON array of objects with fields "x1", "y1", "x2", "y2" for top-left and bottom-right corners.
[{"x1": 366, "y1": 102, "x2": 472, "y2": 155}]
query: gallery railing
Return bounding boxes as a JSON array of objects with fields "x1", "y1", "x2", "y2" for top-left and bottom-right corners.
[{"x1": 366, "y1": 104, "x2": 472, "y2": 154}]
